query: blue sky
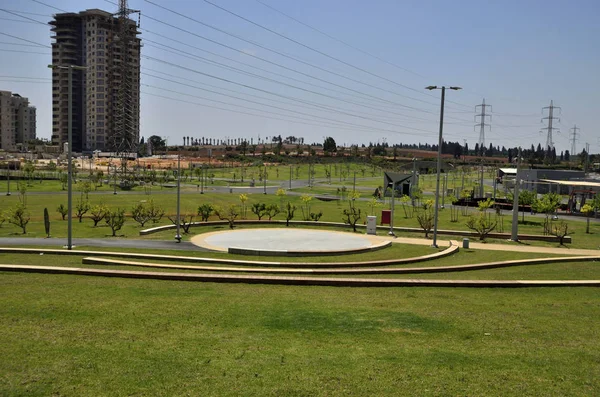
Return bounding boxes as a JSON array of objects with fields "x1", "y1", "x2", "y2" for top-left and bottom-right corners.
[{"x1": 1, "y1": 0, "x2": 598, "y2": 153}]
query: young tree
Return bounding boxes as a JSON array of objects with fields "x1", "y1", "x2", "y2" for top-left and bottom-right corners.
[
  {"x1": 168, "y1": 213, "x2": 196, "y2": 234},
  {"x1": 416, "y1": 201, "x2": 434, "y2": 238},
  {"x1": 284, "y1": 201, "x2": 296, "y2": 226},
  {"x1": 342, "y1": 197, "x2": 362, "y2": 232},
  {"x1": 368, "y1": 197, "x2": 382, "y2": 216},
  {"x1": 214, "y1": 204, "x2": 239, "y2": 229},
  {"x1": 56, "y1": 204, "x2": 68, "y2": 220},
  {"x1": 300, "y1": 194, "x2": 313, "y2": 221},
  {"x1": 581, "y1": 204, "x2": 594, "y2": 234},
  {"x1": 260, "y1": 203, "x2": 278, "y2": 220},
  {"x1": 7, "y1": 203, "x2": 30, "y2": 234},
  {"x1": 130, "y1": 202, "x2": 151, "y2": 227},
  {"x1": 551, "y1": 221, "x2": 569, "y2": 245},
  {"x1": 465, "y1": 213, "x2": 497, "y2": 240},
  {"x1": 75, "y1": 199, "x2": 91, "y2": 223},
  {"x1": 44, "y1": 208, "x2": 50, "y2": 238},
  {"x1": 90, "y1": 204, "x2": 109, "y2": 227},
  {"x1": 251, "y1": 203, "x2": 268, "y2": 220},
  {"x1": 105, "y1": 208, "x2": 126, "y2": 237},
  {"x1": 532, "y1": 193, "x2": 561, "y2": 235},
  {"x1": 197, "y1": 203, "x2": 214, "y2": 222},
  {"x1": 147, "y1": 199, "x2": 165, "y2": 224},
  {"x1": 239, "y1": 194, "x2": 248, "y2": 219}
]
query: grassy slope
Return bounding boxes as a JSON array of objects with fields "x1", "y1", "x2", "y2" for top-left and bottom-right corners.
[{"x1": 0, "y1": 271, "x2": 598, "y2": 396}]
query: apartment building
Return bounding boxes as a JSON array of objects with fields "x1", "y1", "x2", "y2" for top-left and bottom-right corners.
[
  {"x1": 0, "y1": 90, "x2": 37, "y2": 151},
  {"x1": 50, "y1": 8, "x2": 140, "y2": 152}
]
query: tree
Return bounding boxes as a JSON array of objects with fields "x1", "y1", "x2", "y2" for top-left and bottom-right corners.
[
  {"x1": 284, "y1": 201, "x2": 296, "y2": 226},
  {"x1": 56, "y1": 204, "x2": 68, "y2": 220},
  {"x1": 465, "y1": 213, "x2": 497, "y2": 240},
  {"x1": 197, "y1": 203, "x2": 214, "y2": 222},
  {"x1": 416, "y1": 201, "x2": 434, "y2": 238},
  {"x1": 300, "y1": 194, "x2": 313, "y2": 221},
  {"x1": 251, "y1": 203, "x2": 268, "y2": 220},
  {"x1": 168, "y1": 213, "x2": 195, "y2": 234},
  {"x1": 75, "y1": 199, "x2": 91, "y2": 223},
  {"x1": 44, "y1": 208, "x2": 50, "y2": 238},
  {"x1": 551, "y1": 221, "x2": 569, "y2": 245},
  {"x1": 342, "y1": 200, "x2": 362, "y2": 232},
  {"x1": 214, "y1": 204, "x2": 239, "y2": 229},
  {"x1": 130, "y1": 202, "x2": 151, "y2": 227},
  {"x1": 105, "y1": 208, "x2": 126, "y2": 237},
  {"x1": 239, "y1": 194, "x2": 248, "y2": 219},
  {"x1": 148, "y1": 135, "x2": 166, "y2": 151},
  {"x1": 323, "y1": 136, "x2": 337, "y2": 153},
  {"x1": 532, "y1": 193, "x2": 562, "y2": 235},
  {"x1": 147, "y1": 199, "x2": 165, "y2": 224},
  {"x1": 7, "y1": 203, "x2": 30, "y2": 234},
  {"x1": 581, "y1": 204, "x2": 594, "y2": 234},
  {"x1": 266, "y1": 204, "x2": 281, "y2": 220},
  {"x1": 90, "y1": 204, "x2": 109, "y2": 227}
]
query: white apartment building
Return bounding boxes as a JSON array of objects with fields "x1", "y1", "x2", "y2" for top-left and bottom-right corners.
[{"x1": 0, "y1": 90, "x2": 37, "y2": 151}]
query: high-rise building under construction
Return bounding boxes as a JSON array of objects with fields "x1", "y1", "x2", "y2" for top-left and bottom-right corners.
[{"x1": 50, "y1": 8, "x2": 140, "y2": 152}]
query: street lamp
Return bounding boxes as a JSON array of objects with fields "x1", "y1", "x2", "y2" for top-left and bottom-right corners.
[
  {"x1": 425, "y1": 85, "x2": 462, "y2": 248},
  {"x1": 175, "y1": 150, "x2": 182, "y2": 242},
  {"x1": 48, "y1": 64, "x2": 87, "y2": 250},
  {"x1": 388, "y1": 181, "x2": 395, "y2": 236}
]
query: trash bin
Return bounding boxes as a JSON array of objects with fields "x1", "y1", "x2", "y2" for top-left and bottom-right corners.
[
  {"x1": 381, "y1": 210, "x2": 391, "y2": 225},
  {"x1": 462, "y1": 238, "x2": 469, "y2": 249}
]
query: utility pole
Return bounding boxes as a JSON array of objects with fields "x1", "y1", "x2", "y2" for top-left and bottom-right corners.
[
  {"x1": 585, "y1": 142, "x2": 590, "y2": 174},
  {"x1": 570, "y1": 125, "x2": 580, "y2": 157},
  {"x1": 541, "y1": 100, "x2": 561, "y2": 160},
  {"x1": 475, "y1": 99, "x2": 492, "y2": 155}
]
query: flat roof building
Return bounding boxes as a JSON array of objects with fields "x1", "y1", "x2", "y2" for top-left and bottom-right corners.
[
  {"x1": 50, "y1": 8, "x2": 140, "y2": 152},
  {"x1": 0, "y1": 90, "x2": 36, "y2": 151}
]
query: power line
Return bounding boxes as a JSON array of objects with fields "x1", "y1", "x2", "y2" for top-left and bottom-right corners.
[
  {"x1": 0, "y1": 75, "x2": 50, "y2": 80},
  {"x1": 143, "y1": 41, "x2": 438, "y2": 122},
  {"x1": 200, "y1": 0, "x2": 459, "y2": 106},
  {"x1": 142, "y1": 28, "x2": 412, "y2": 111},
  {"x1": 0, "y1": 8, "x2": 48, "y2": 25},
  {"x1": 0, "y1": 31, "x2": 49, "y2": 47},
  {"x1": 254, "y1": 0, "x2": 427, "y2": 80},
  {"x1": 142, "y1": 55, "x2": 438, "y2": 136},
  {"x1": 1, "y1": 9, "x2": 52, "y2": 17},
  {"x1": 29, "y1": 0, "x2": 67, "y2": 13},
  {"x1": 142, "y1": 89, "x2": 399, "y2": 135},
  {"x1": 142, "y1": 72, "x2": 438, "y2": 130},
  {"x1": 0, "y1": 48, "x2": 50, "y2": 55},
  {"x1": 142, "y1": 0, "x2": 457, "y2": 113}
]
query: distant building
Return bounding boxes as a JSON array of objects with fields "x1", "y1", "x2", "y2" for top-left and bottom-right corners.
[
  {"x1": 0, "y1": 90, "x2": 36, "y2": 151},
  {"x1": 50, "y1": 8, "x2": 141, "y2": 152}
]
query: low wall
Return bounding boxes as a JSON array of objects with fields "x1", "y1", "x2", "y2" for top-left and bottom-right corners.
[{"x1": 140, "y1": 220, "x2": 570, "y2": 243}]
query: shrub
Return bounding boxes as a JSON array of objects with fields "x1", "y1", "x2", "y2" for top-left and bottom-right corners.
[{"x1": 7, "y1": 203, "x2": 30, "y2": 234}]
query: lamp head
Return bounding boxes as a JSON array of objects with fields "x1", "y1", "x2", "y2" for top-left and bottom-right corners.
[
  {"x1": 449, "y1": 86, "x2": 462, "y2": 90},
  {"x1": 425, "y1": 85, "x2": 438, "y2": 90}
]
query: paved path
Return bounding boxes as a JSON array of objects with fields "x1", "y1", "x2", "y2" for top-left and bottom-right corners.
[{"x1": 0, "y1": 237, "x2": 208, "y2": 251}]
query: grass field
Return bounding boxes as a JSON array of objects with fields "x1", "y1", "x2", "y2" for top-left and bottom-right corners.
[{"x1": 1, "y1": 267, "x2": 598, "y2": 396}]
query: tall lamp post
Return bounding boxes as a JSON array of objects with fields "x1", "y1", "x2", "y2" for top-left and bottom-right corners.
[
  {"x1": 48, "y1": 64, "x2": 87, "y2": 250},
  {"x1": 426, "y1": 85, "x2": 462, "y2": 248},
  {"x1": 175, "y1": 150, "x2": 182, "y2": 242}
]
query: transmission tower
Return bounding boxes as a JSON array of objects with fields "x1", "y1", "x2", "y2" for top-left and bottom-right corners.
[
  {"x1": 474, "y1": 99, "x2": 491, "y2": 155},
  {"x1": 541, "y1": 100, "x2": 561, "y2": 155},
  {"x1": 109, "y1": 0, "x2": 141, "y2": 155},
  {"x1": 569, "y1": 125, "x2": 580, "y2": 156}
]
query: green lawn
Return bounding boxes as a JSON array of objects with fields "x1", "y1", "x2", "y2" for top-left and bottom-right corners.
[{"x1": 0, "y1": 269, "x2": 598, "y2": 396}]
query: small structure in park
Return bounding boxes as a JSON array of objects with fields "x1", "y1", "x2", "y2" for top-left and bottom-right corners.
[{"x1": 383, "y1": 172, "x2": 415, "y2": 197}]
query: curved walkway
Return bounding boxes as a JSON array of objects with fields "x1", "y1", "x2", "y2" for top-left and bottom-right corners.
[{"x1": 1, "y1": 265, "x2": 598, "y2": 288}]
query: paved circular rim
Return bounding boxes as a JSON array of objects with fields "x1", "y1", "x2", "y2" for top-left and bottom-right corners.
[{"x1": 190, "y1": 228, "x2": 391, "y2": 256}]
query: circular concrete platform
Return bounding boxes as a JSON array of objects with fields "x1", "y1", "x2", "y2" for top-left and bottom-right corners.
[{"x1": 190, "y1": 228, "x2": 391, "y2": 256}]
